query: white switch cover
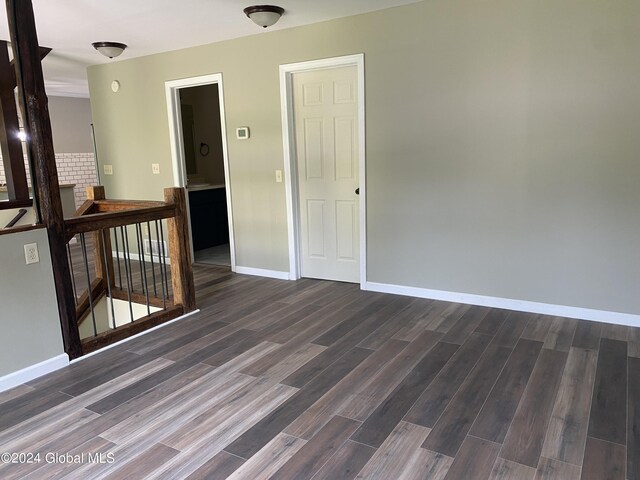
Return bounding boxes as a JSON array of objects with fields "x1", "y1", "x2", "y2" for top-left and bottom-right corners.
[
  {"x1": 275, "y1": 170, "x2": 283, "y2": 183},
  {"x1": 152, "y1": 163, "x2": 160, "y2": 175},
  {"x1": 24, "y1": 243, "x2": 39, "y2": 264},
  {"x1": 103, "y1": 164, "x2": 113, "y2": 175}
]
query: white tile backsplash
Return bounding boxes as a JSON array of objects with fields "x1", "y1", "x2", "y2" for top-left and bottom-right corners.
[{"x1": 0, "y1": 152, "x2": 97, "y2": 208}]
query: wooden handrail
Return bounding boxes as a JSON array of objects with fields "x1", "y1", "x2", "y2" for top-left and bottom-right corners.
[
  {"x1": 92, "y1": 199, "x2": 167, "y2": 212},
  {"x1": 0, "y1": 198, "x2": 33, "y2": 211},
  {"x1": 4, "y1": 208, "x2": 28, "y2": 228},
  {"x1": 0, "y1": 223, "x2": 43, "y2": 236},
  {"x1": 64, "y1": 205, "x2": 176, "y2": 240},
  {"x1": 62, "y1": 185, "x2": 196, "y2": 356}
]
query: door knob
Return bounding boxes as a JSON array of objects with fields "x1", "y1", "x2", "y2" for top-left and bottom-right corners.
[{"x1": 355, "y1": 188, "x2": 360, "y2": 195}]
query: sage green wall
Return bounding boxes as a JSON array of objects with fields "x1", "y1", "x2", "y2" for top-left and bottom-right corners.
[
  {"x1": 0, "y1": 229, "x2": 65, "y2": 376},
  {"x1": 88, "y1": 0, "x2": 640, "y2": 314}
]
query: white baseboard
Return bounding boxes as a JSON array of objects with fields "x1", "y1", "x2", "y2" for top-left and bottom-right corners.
[
  {"x1": 364, "y1": 281, "x2": 640, "y2": 328},
  {"x1": 235, "y1": 266, "x2": 292, "y2": 280},
  {"x1": 0, "y1": 354, "x2": 69, "y2": 393},
  {"x1": 113, "y1": 251, "x2": 171, "y2": 266},
  {"x1": 71, "y1": 309, "x2": 200, "y2": 363}
]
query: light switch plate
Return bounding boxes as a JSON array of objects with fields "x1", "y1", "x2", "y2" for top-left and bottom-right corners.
[
  {"x1": 275, "y1": 170, "x2": 283, "y2": 183},
  {"x1": 236, "y1": 127, "x2": 250, "y2": 140},
  {"x1": 103, "y1": 164, "x2": 113, "y2": 175},
  {"x1": 152, "y1": 163, "x2": 160, "y2": 175}
]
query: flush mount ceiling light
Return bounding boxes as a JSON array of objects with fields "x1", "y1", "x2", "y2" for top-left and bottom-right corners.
[
  {"x1": 243, "y1": 5, "x2": 284, "y2": 28},
  {"x1": 91, "y1": 41, "x2": 127, "y2": 59}
]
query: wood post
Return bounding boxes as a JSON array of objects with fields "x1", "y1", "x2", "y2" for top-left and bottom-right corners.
[
  {"x1": 0, "y1": 41, "x2": 29, "y2": 202},
  {"x1": 164, "y1": 187, "x2": 196, "y2": 312},
  {"x1": 7, "y1": 0, "x2": 82, "y2": 358},
  {"x1": 87, "y1": 186, "x2": 115, "y2": 289}
]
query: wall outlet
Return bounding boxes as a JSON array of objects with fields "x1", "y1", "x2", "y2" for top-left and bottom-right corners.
[
  {"x1": 275, "y1": 169, "x2": 283, "y2": 183},
  {"x1": 104, "y1": 164, "x2": 113, "y2": 175},
  {"x1": 24, "y1": 243, "x2": 39, "y2": 265},
  {"x1": 152, "y1": 163, "x2": 160, "y2": 175}
]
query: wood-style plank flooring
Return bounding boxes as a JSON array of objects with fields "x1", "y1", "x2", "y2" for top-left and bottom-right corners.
[{"x1": 1, "y1": 264, "x2": 638, "y2": 479}]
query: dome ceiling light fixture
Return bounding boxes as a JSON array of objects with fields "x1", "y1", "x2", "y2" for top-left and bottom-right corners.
[
  {"x1": 91, "y1": 42, "x2": 128, "y2": 59},
  {"x1": 243, "y1": 5, "x2": 285, "y2": 28}
]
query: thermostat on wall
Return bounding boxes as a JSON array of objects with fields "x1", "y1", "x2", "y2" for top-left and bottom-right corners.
[{"x1": 236, "y1": 127, "x2": 250, "y2": 140}]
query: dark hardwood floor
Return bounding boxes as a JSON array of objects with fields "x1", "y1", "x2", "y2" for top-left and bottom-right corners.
[{"x1": 1, "y1": 263, "x2": 638, "y2": 479}]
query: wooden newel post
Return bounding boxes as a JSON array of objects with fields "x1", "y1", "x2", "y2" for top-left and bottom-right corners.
[
  {"x1": 164, "y1": 187, "x2": 196, "y2": 312},
  {"x1": 7, "y1": 0, "x2": 82, "y2": 358},
  {"x1": 87, "y1": 186, "x2": 115, "y2": 289}
]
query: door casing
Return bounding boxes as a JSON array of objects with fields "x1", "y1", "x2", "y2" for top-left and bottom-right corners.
[
  {"x1": 165, "y1": 73, "x2": 236, "y2": 270},
  {"x1": 279, "y1": 54, "x2": 366, "y2": 287}
]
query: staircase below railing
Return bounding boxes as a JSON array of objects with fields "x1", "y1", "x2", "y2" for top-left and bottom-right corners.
[{"x1": 65, "y1": 186, "x2": 195, "y2": 354}]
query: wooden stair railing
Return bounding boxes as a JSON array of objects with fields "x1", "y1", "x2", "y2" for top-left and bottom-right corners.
[
  {"x1": 3, "y1": 208, "x2": 28, "y2": 228},
  {"x1": 66, "y1": 186, "x2": 196, "y2": 354}
]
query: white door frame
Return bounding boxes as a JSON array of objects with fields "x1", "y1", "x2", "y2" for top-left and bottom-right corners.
[
  {"x1": 279, "y1": 54, "x2": 366, "y2": 287},
  {"x1": 165, "y1": 73, "x2": 236, "y2": 271}
]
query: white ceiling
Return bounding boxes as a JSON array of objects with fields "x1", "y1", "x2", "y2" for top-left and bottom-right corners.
[{"x1": 0, "y1": 0, "x2": 422, "y2": 98}]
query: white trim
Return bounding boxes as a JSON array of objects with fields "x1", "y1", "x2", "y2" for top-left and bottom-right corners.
[
  {"x1": 365, "y1": 281, "x2": 640, "y2": 327},
  {"x1": 165, "y1": 73, "x2": 237, "y2": 272},
  {"x1": 113, "y1": 250, "x2": 171, "y2": 266},
  {"x1": 0, "y1": 309, "x2": 201, "y2": 392},
  {"x1": 71, "y1": 309, "x2": 201, "y2": 363},
  {"x1": 0, "y1": 354, "x2": 69, "y2": 393},
  {"x1": 279, "y1": 54, "x2": 367, "y2": 287},
  {"x1": 235, "y1": 266, "x2": 291, "y2": 280}
]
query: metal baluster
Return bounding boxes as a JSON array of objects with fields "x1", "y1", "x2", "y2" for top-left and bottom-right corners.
[
  {"x1": 80, "y1": 233, "x2": 98, "y2": 336},
  {"x1": 136, "y1": 223, "x2": 151, "y2": 315},
  {"x1": 155, "y1": 220, "x2": 167, "y2": 309},
  {"x1": 159, "y1": 220, "x2": 170, "y2": 304},
  {"x1": 123, "y1": 226, "x2": 134, "y2": 292},
  {"x1": 101, "y1": 229, "x2": 117, "y2": 329},
  {"x1": 120, "y1": 227, "x2": 135, "y2": 323},
  {"x1": 147, "y1": 221, "x2": 158, "y2": 296},
  {"x1": 66, "y1": 242, "x2": 78, "y2": 302},
  {"x1": 113, "y1": 229, "x2": 122, "y2": 288}
]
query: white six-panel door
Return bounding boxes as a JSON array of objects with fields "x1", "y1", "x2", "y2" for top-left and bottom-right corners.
[{"x1": 292, "y1": 66, "x2": 359, "y2": 283}]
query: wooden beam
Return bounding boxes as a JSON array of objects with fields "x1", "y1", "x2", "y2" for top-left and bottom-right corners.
[
  {"x1": 81, "y1": 305, "x2": 184, "y2": 354},
  {"x1": 165, "y1": 187, "x2": 196, "y2": 312},
  {"x1": 0, "y1": 40, "x2": 29, "y2": 201},
  {"x1": 7, "y1": 45, "x2": 51, "y2": 89},
  {"x1": 3, "y1": 44, "x2": 51, "y2": 89},
  {"x1": 7, "y1": 0, "x2": 82, "y2": 359},
  {"x1": 110, "y1": 288, "x2": 167, "y2": 309},
  {"x1": 92, "y1": 199, "x2": 167, "y2": 212}
]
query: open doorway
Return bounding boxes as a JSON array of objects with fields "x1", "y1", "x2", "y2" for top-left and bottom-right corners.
[{"x1": 165, "y1": 74, "x2": 235, "y2": 270}]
